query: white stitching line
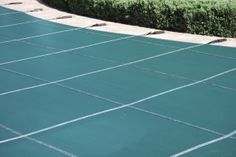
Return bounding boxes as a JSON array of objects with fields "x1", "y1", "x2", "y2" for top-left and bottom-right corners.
[
  {"x1": 0, "y1": 27, "x2": 87, "y2": 44},
  {"x1": 0, "y1": 44, "x2": 201, "y2": 96},
  {"x1": 75, "y1": 30, "x2": 236, "y2": 60},
  {"x1": 0, "y1": 33, "x2": 143, "y2": 66},
  {"x1": 3, "y1": 32, "x2": 234, "y2": 94},
  {"x1": 129, "y1": 106, "x2": 236, "y2": 139},
  {"x1": 2, "y1": 67, "x2": 235, "y2": 140},
  {"x1": 0, "y1": 19, "x2": 42, "y2": 28},
  {"x1": 170, "y1": 129, "x2": 236, "y2": 157},
  {"x1": 19, "y1": 40, "x2": 57, "y2": 51},
  {"x1": 74, "y1": 53, "x2": 236, "y2": 93},
  {"x1": 62, "y1": 27, "x2": 236, "y2": 60},
  {"x1": 130, "y1": 39, "x2": 236, "y2": 60},
  {"x1": 0, "y1": 68, "x2": 235, "y2": 144},
  {"x1": 0, "y1": 124, "x2": 78, "y2": 157},
  {"x1": 0, "y1": 67, "x2": 119, "y2": 104},
  {"x1": 0, "y1": 14, "x2": 73, "y2": 28}
]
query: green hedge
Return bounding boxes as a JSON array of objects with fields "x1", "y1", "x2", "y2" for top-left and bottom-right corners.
[
  {"x1": 42, "y1": 0, "x2": 69, "y2": 11},
  {"x1": 42, "y1": 0, "x2": 236, "y2": 38}
]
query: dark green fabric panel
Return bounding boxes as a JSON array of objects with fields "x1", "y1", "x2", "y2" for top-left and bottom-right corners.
[
  {"x1": 64, "y1": 66, "x2": 190, "y2": 103},
  {"x1": 3, "y1": 52, "x2": 117, "y2": 80},
  {"x1": 34, "y1": 108, "x2": 217, "y2": 157},
  {"x1": 0, "y1": 20, "x2": 69, "y2": 40},
  {"x1": 0, "y1": 69, "x2": 41, "y2": 93},
  {"x1": 136, "y1": 49, "x2": 236, "y2": 80},
  {"x1": 0, "y1": 13, "x2": 37, "y2": 26},
  {"x1": 0, "y1": 41, "x2": 52, "y2": 63},
  {"x1": 25, "y1": 28, "x2": 117, "y2": 50},
  {"x1": 0, "y1": 138, "x2": 67, "y2": 157},
  {"x1": 71, "y1": 37, "x2": 176, "y2": 62},
  {"x1": 0, "y1": 85, "x2": 117, "y2": 133},
  {"x1": 135, "y1": 84, "x2": 236, "y2": 134},
  {"x1": 194, "y1": 44, "x2": 236, "y2": 59},
  {"x1": 208, "y1": 71, "x2": 236, "y2": 89}
]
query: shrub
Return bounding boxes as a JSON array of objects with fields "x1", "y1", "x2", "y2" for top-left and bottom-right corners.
[
  {"x1": 42, "y1": 0, "x2": 69, "y2": 11},
  {"x1": 42, "y1": 0, "x2": 236, "y2": 38}
]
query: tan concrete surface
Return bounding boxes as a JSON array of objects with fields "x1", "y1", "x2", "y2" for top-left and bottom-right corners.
[{"x1": 1, "y1": 0, "x2": 236, "y2": 47}]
